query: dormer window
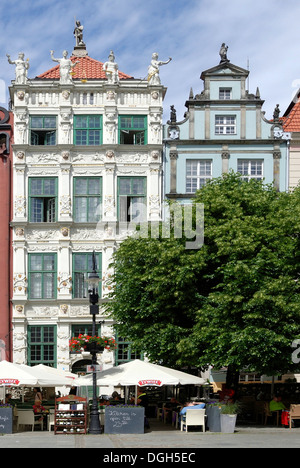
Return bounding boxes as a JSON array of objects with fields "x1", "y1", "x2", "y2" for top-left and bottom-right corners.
[{"x1": 219, "y1": 88, "x2": 232, "y2": 100}]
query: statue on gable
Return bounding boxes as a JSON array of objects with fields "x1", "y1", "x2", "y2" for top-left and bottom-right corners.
[
  {"x1": 103, "y1": 51, "x2": 119, "y2": 84},
  {"x1": 6, "y1": 52, "x2": 29, "y2": 84},
  {"x1": 273, "y1": 104, "x2": 280, "y2": 122},
  {"x1": 170, "y1": 105, "x2": 177, "y2": 123},
  {"x1": 74, "y1": 20, "x2": 85, "y2": 47},
  {"x1": 219, "y1": 43, "x2": 230, "y2": 63},
  {"x1": 50, "y1": 50, "x2": 79, "y2": 85},
  {"x1": 148, "y1": 53, "x2": 172, "y2": 85}
]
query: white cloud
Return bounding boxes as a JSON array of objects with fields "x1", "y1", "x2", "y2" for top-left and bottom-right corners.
[{"x1": 0, "y1": 0, "x2": 300, "y2": 121}]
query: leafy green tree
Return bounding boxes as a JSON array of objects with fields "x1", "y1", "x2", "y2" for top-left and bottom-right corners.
[{"x1": 104, "y1": 173, "x2": 300, "y2": 380}]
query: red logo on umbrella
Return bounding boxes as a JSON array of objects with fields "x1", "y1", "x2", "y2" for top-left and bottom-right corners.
[
  {"x1": 138, "y1": 380, "x2": 162, "y2": 386},
  {"x1": 0, "y1": 379, "x2": 20, "y2": 385}
]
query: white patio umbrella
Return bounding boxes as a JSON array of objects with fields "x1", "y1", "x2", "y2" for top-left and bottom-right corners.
[
  {"x1": 19, "y1": 364, "x2": 74, "y2": 387},
  {"x1": 75, "y1": 359, "x2": 205, "y2": 388},
  {"x1": 0, "y1": 360, "x2": 38, "y2": 387}
]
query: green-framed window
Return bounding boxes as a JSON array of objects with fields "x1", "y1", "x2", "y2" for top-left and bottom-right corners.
[
  {"x1": 73, "y1": 177, "x2": 102, "y2": 223},
  {"x1": 30, "y1": 115, "x2": 57, "y2": 145},
  {"x1": 27, "y1": 325, "x2": 57, "y2": 366},
  {"x1": 70, "y1": 324, "x2": 102, "y2": 354},
  {"x1": 119, "y1": 115, "x2": 147, "y2": 145},
  {"x1": 118, "y1": 177, "x2": 147, "y2": 222},
  {"x1": 28, "y1": 253, "x2": 57, "y2": 299},
  {"x1": 29, "y1": 177, "x2": 58, "y2": 223},
  {"x1": 115, "y1": 336, "x2": 143, "y2": 366},
  {"x1": 73, "y1": 252, "x2": 102, "y2": 299},
  {"x1": 74, "y1": 115, "x2": 102, "y2": 145}
]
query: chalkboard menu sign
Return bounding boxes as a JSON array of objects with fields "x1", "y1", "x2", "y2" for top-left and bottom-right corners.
[
  {"x1": 0, "y1": 407, "x2": 13, "y2": 434},
  {"x1": 104, "y1": 406, "x2": 144, "y2": 434}
]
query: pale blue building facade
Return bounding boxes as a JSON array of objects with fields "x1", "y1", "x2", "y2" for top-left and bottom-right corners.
[{"x1": 163, "y1": 56, "x2": 289, "y2": 203}]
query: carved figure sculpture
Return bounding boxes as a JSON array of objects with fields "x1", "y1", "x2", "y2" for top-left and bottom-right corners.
[
  {"x1": 7, "y1": 52, "x2": 29, "y2": 84},
  {"x1": 273, "y1": 104, "x2": 280, "y2": 122},
  {"x1": 103, "y1": 51, "x2": 119, "y2": 84},
  {"x1": 50, "y1": 50, "x2": 79, "y2": 85},
  {"x1": 74, "y1": 20, "x2": 85, "y2": 47},
  {"x1": 219, "y1": 43, "x2": 229, "y2": 63},
  {"x1": 148, "y1": 53, "x2": 172, "y2": 85}
]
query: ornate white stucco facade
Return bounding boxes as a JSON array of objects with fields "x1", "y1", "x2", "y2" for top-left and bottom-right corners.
[{"x1": 9, "y1": 48, "x2": 167, "y2": 373}]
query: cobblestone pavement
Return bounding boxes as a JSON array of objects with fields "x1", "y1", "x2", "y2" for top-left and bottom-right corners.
[{"x1": 1, "y1": 419, "x2": 300, "y2": 449}]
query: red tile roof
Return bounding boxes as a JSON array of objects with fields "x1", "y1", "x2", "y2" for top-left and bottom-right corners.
[
  {"x1": 37, "y1": 55, "x2": 133, "y2": 80},
  {"x1": 282, "y1": 92, "x2": 300, "y2": 132}
]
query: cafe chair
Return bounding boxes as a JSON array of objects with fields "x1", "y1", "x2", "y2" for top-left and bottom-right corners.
[
  {"x1": 289, "y1": 404, "x2": 300, "y2": 429},
  {"x1": 17, "y1": 409, "x2": 44, "y2": 432},
  {"x1": 180, "y1": 409, "x2": 206, "y2": 433},
  {"x1": 48, "y1": 409, "x2": 55, "y2": 432}
]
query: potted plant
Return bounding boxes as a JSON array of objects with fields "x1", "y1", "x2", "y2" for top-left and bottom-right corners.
[
  {"x1": 220, "y1": 402, "x2": 241, "y2": 433},
  {"x1": 69, "y1": 334, "x2": 117, "y2": 353}
]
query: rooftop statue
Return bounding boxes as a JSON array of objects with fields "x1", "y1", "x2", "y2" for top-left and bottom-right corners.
[
  {"x1": 74, "y1": 20, "x2": 85, "y2": 47},
  {"x1": 6, "y1": 52, "x2": 29, "y2": 84},
  {"x1": 103, "y1": 51, "x2": 119, "y2": 84},
  {"x1": 219, "y1": 43, "x2": 230, "y2": 63},
  {"x1": 273, "y1": 104, "x2": 280, "y2": 122},
  {"x1": 50, "y1": 50, "x2": 79, "y2": 85},
  {"x1": 147, "y1": 53, "x2": 172, "y2": 85}
]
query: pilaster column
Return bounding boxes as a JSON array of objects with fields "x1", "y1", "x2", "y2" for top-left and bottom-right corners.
[{"x1": 169, "y1": 149, "x2": 178, "y2": 194}]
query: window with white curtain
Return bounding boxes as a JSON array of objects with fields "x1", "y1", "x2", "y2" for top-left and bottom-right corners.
[
  {"x1": 237, "y1": 159, "x2": 263, "y2": 182},
  {"x1": 186, "y1": 160, "x2": 212, "y2": 193},
  {"x1": 29, "y1": 253, "x2": 56, "y2": 299},
  {"x1": 74, "y1": 177, "x2": 102, "y2": 223}
]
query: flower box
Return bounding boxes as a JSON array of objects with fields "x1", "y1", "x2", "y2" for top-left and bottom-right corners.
[{"x1": 69, "y1": 334, "x2": 116, "y2": 353}]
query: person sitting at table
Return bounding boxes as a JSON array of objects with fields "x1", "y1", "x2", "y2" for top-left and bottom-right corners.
[
  {"x1": 269, "y1": 395, "x2": 286, "y2": 413},
  {"x1": 179, "y1": 401, "x2": 206, "y2": 425},
  {"x1": 5, "y1": 393, "x2": 12, "y2": 404},
  {"x1": 33, "y1": 400, "x2": 46, "y2": 422},
  {"x1": 269, "y1": 395, "x2": 287, "y2": 425},
  {"x1": 131, "y1": 387, "x2": 150, "y2": 428},
  {"x1": 163, "y1": 397, "x2": 180, "y2": 423},
  {"x1": 111, "y1": 391, "x2": 121, "y2": 401}
]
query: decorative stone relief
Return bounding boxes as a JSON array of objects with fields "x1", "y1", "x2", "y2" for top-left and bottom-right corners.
[
  {"x1": 17, "y1": 90, "x2": 25, "y2": 100},
  {"x1": 106, "y1": 90, "x2": 116, "y2": 101},
  {"x1": 60, "y1": 195, "x2": 71, "y2": 215},
  {"x1": 62, "y1": 90, "x2": 70, "y2": 100},
  {"x1": 13, "y1": 274, "x2": 27, "y2": 294},
  {"x1": 57, "y1": 273, "x2": 72, "y2": 293},
  {"x1": 71, "y1": 227, "x2": 104, "y2": 240},
  {"x1": 69, "y1": 305, "x2": 90, "y2": 317},
  {"x1": 14, "y1": 196, "x2": 26, "y2": 217},
  {"x1": 61, "y1": 227, "x2": 69, "y2": 237},
  {"x1": 61, "y1": 151, "x2": 70, "y2": 160},
  {"x1": 16, "y1": 151, "x2": 25, "y2": 160},
  {"x1": 151, "y1": 151, "x2": 160, "y2": 161},
  {"x1": 26, "y1": 229, "x2": 57, "y2": 240},
  {"x1": 104, "y1": 195, "x2": 115, "y2": 217},
  {"x1": 31, "y1": 306, "x2": 58, "y2": 317},
  {"x1": 60, "y1": 304, "x2": 69, "y2": 315},
  {"x1": 15, "y1": 227, "x2": 25, "y2": 237},
  {"x1": 15, "y1": 305, "x2": 24, "y2": 314},
  {"x1": 106, "y1": 150, "x2": 115, "y2": 160},
  {"x1": 116, "y1": 153, "x2": 148, "y2": 164}
]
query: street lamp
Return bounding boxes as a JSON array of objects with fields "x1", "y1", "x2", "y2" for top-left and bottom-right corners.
[{"x1": 87, "y1": 251, "x2": 102, "y2": 434}]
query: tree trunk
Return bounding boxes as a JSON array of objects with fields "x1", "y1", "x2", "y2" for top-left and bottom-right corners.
[{"x1": 225, "y1": 365, "x2": 240, "y2": 398}]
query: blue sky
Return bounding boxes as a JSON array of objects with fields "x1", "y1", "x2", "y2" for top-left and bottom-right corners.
[{"x1": 1, "y1": 0, "x2": 300, "y2": 122}]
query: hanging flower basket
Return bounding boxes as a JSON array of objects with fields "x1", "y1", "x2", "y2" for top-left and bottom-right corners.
[{"x1": 69, "y1": 334, "x2": 117, "y2": 353}]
